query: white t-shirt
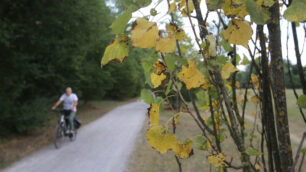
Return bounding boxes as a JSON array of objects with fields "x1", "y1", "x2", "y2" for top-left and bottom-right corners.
[{"x1": 60, "y1": 93, "x2": 78, "y2": 111}]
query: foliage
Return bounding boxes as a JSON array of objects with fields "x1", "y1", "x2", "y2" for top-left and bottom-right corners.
[
  {"x1": 0, "y1": 0, "x2": 146, "y2": 136},
  {"x1": 105, "y1": 0, "x2": 305, "y2": 171}
]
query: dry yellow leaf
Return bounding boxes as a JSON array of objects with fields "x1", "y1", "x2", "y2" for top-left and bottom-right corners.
[
  {"x1": 131, "y1": 18, "x2": 159, "y2": 48},
  {"x1": 251, "y1": 74, "x2": 259, "y2": 89},
  {"x1": 168, "y1": 2, "x2": 176, "y2": 13},
  {"x1": 151, "y1": 73, "x2": 166, "y2": 88},
  {"x1": 222, "y1": 19, "x2": 252, "y2": 48},
  {"x1": 222, "y1": 0, "x2": 248, "y2": 18},
  {"x1": 148, "y1": 104, "x2": 159, "y2": 127},
  {"x1": 202, "y1": 79, "x2": 211, "y2": 90},
  {"x1": 255, "y1": 163, "x2": 261, "y2": 170},
  {"x1": 179, "y1": 0, "x2": 201, "y2": 17},
  {"x1": 251, "y1": 95, "x2": 260, "y2": 104},
  {"x1": 208, "y1": 153, "x2": 227, "y2": 168},
  {"x1": 173, "y1": 113, "x2": 180, "y2": 127},
  {"x1": 146, "y1": 126, "x2": 178, "y2": 154},
  {"x1": 166, "y1": 23, "x2": 186, "y2": 40},
  {"x1": 156, "y1": 31, "x2": 176, "y2": 53},
  {"x1": 235, "y1": 81, "x2": 240, "y2": 88},
  {"x1": 173, "y1": 139, "x2": 193, "y2": 159},
  {"x1": 178, "y1": 60, "x2": 205, "y2": 90},
  {"x1": 221, "y1": 62, "x2": 239, "y2": 79},
  {"x1": 205, "y1": 34, "x2": 217, "y2": 57},
  {"x1": 153, "y1": 61, "x2": 166, "y2": 74}
]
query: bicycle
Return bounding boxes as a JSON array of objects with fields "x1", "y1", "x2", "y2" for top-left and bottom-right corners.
[{"x1": 53, "y1": 110, "x2": 81, "y2": 149}]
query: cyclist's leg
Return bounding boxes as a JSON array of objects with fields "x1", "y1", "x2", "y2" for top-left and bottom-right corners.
[{"x1": 69, "y1": 111, "x2": 76, "y2": 130}]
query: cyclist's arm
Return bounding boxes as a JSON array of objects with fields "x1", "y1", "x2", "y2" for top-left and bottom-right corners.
[
  {"x1": 72, "y1": 100, "x2": 78, "y2": 110},
  {"x1": 52, "y1": 99, "x2": 62, "y2": 110}
]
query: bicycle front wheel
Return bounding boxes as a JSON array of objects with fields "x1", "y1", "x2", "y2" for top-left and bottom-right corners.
[{"x1": 53, "y1": 125, "x2": 64, "y2": 149}]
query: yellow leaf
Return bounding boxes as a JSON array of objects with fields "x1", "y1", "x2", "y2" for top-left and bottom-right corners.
[
  {"x1": 131, "y1": 18, "x2": 159, "y2": 48},
  {"x1": 208, "y1": 153, "x2": 227, "y2": 168},
  {"x1": 101, "y1": 34, "x2": 129, "y2": 66},
  {"x1": 202, "y1": 79, "x2": 211, "y2": 90},
  {"x1": 151, "y1": 73, "x2": 166, "y2": 88},
  {"x1": 251, "y1": 95, "x2": 260, "y2": 104},
  {"x1": 252, "y1": 111, "x2": 256, "y2": 116},
  {"x1": 235, "y1": 81, "x2": 240, "y2": 88},
  {"x1": 178, "y1": 60, "x2": 205, "y2": 90},
  {"x1": 156, "y1": 31, "x2": 177, "y2": 53},
  {"x1": 244, "y1": 122, "x2": 249, "y2": 129},
  {"x1": 168, "y1": 2, "x2": 176, "y2": 13},
  {"x1": 166, "y1": 23, "x2": 186, "y2": 40},
  {"x1": 173, "y1": 113, "x2": 180, "y2": 126},
  {"x1": 222, "y1": 19, "x2": 253, "y2": 48},
  {"x1": 146, "y1": 126, "x2": 178, "y2": 154},
  {"x1": 255, "y1": 163, "x2": 261, "y2": 170},
  {"x1": 222, "y1": 0, "x2": 248, "y2": 18},
  {"x1": 148, "y1": 104, "x2": 159, "y2": 127},
  {"x1": 179, "y1": 0, "x2": 201, "y2": 17},
  {"x1": 205, "y1": 34, "x2": 217, "y2": 57},
  {"x1": 153, "y1": 61, "x2": 166, "y2": 74},
  {"x1": 221, "y1": 62, "x2": 239, "y2": 79},
  {"x1": 173, "y1": 139, "x2": 194, "y2": 159},
  {"x1": 251, "y1": 74, "x2": 259, "y2": 89}
]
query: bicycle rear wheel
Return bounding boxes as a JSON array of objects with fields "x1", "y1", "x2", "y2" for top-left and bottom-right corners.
[{"x1": 53, "y1": 125, "x2": 64, "y2": 149}]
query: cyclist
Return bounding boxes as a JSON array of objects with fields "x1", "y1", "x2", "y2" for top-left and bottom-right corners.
[{"x1": 51, "y1": 87, "x2": 78, "y2": 134}]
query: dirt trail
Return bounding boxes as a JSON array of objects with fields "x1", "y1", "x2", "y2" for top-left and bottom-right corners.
[{"x1": 3, "y1": 101, "x2": 148, "y2": 172}]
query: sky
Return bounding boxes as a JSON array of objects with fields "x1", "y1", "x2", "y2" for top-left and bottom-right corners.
[{"x1": 110, "y1": 0, "x2": 306, "y2": 70}]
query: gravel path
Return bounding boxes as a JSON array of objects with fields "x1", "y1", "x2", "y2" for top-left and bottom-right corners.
[{"x1": 3, "y1": 101, "x2": 148, "y2": 172}]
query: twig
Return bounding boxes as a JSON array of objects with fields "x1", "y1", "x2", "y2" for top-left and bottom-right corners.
[{"x1": 291, "y1": 132, "x2": 306, "y2": 172}]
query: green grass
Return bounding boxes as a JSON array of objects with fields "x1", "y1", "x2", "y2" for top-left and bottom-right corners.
[
  {"x1": 0, "y1": 98, "x2": 137, "y2": 169},
  {"x1": 125, "y1": 89, "x2": 306, "y2": 172}
]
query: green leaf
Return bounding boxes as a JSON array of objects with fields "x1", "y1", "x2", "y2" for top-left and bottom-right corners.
[
  {"x1": 284, "y1": 0, "x2": 306, "y2": 22},
  {"x1": 165, "y1": 79, "x2": 172, "y2": 96},
  {"x1": 297, "y1": 95, "x2": 306, "y2": 109},
  {"x1": 216, "y1": 55, "x2": 228, "y2": 67},
  {"x1": 165, "y1": 55, "x2": 176, "y2": 71},
  {"x1": 155, "y1": 96, "x2": 164, "y2": 112},
  {"x1": 150, "y1": 8, "x2": 157, "y2": 16},
  {"x1": 110, "y1": 7, "x2": 133, "y2": 34},
  {"x1": 236, "y1": 54, "x2": 241, "y2": 65},
  {"x1": 244, "y1": 0, "x2": 271, "y2": 25},
  {"x1": 241, "y1": 55, "x2": 250, "y2": 65},
  {"x1": 301, "y1": 147, "x2": 306, "y2": 153},
  {"x1": 220, "y1": 38, "x2": 233, "y2": 52},
  {"x1": 101, "y1": 34, "x2": 129, "y2": 66},
  {"x1": 196, "y1": 89, "x2": 209, "y2": 110},
  {"x1": 245, "y1": 148, "x2": 263, "y2": 156},
  {"x1": 195, "y1": 136, "x2": 209, "y2": 150},
  {"x1": 206, "y1": 0, "x2": 224, "y2": 10},
  {"x1": 140, "y1": 89, "x2": 154, "y2": 104}
]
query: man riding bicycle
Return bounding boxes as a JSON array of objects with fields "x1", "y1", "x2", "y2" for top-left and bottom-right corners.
[{"x1": 52, "y1": 87, "x2": 78, "y2": 134}]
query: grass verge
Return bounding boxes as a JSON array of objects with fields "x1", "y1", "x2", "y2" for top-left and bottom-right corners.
[
  {"x1": 0, "y1": 98, "x2": 137, "y2": 169},
  {"x1": 125, "y1": 89, "x2": 305, "y2": 172}
]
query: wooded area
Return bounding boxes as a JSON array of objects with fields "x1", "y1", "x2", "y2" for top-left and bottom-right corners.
[{"x1": 0, "y1": 0, "x2": 146, "y2": 136}]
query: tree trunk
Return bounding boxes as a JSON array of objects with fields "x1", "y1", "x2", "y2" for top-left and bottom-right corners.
[
  {"x1": 267, "y1": 2, "x2": 293, "y2": 171},
  {"x1": 257, "y1": 25, "x2": 282, "y2": 172}
]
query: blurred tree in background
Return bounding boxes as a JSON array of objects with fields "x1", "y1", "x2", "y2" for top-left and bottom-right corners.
[{"x1": 0, "y1": 0, "x2": 145, "y2": 136}]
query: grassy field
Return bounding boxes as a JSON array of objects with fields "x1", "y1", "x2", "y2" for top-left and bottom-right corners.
[
  {"x1": 125, "y1": 89, "x2": 306, "y2": 172},
  {"x1": 0, "y1": 98, "x2": 137, "y2": 169}
]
